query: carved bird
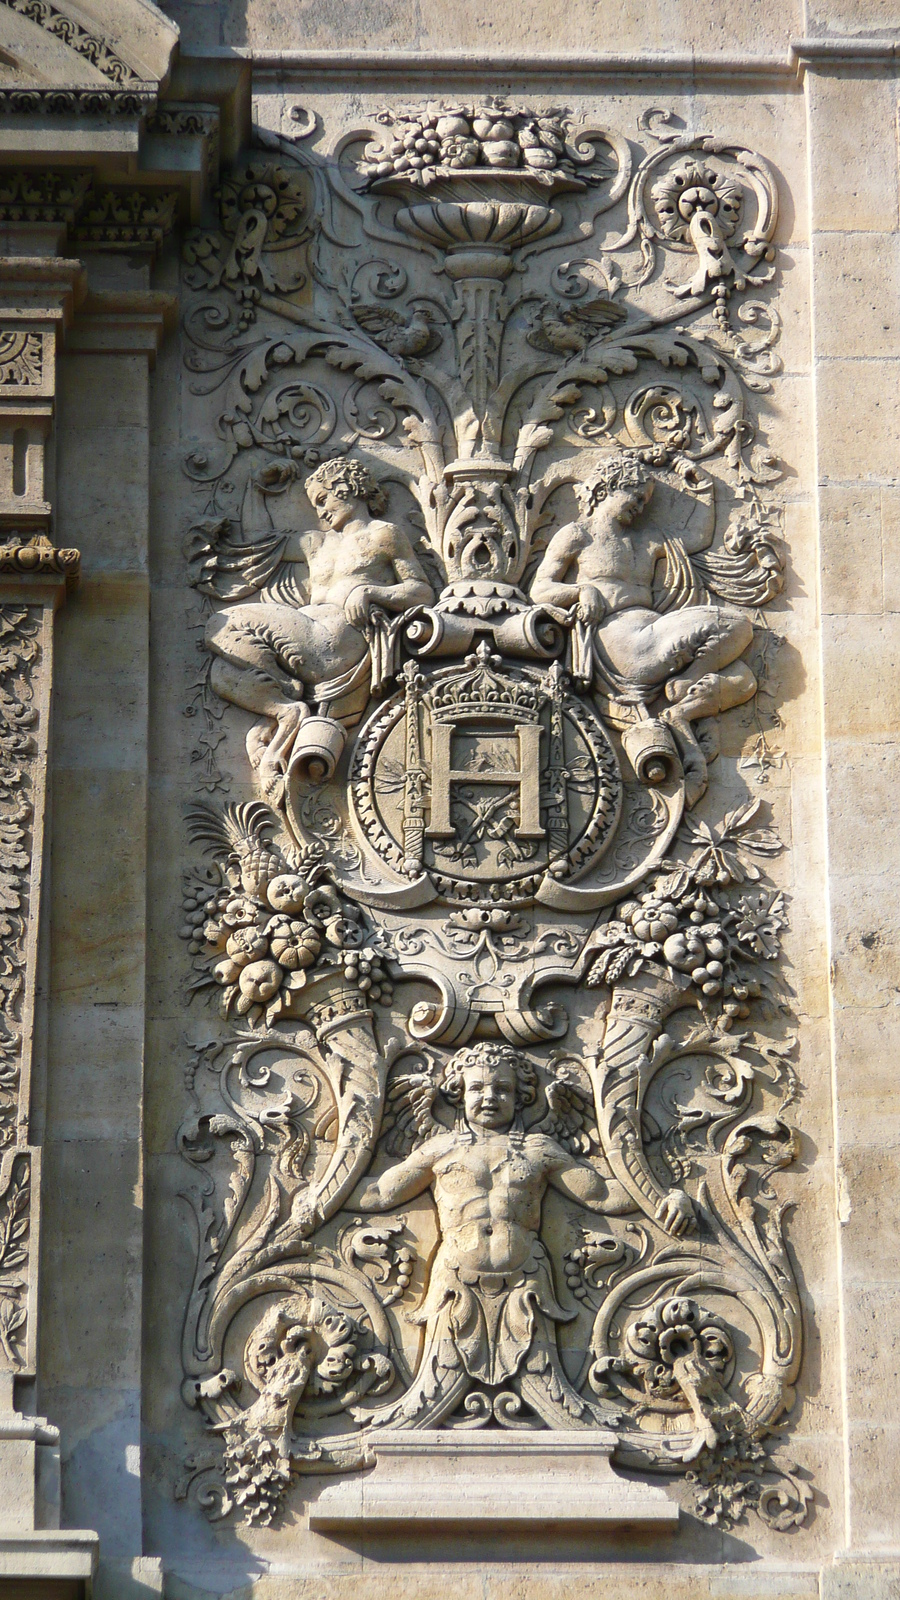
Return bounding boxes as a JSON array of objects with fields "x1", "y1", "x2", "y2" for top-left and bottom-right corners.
[
  {"x1": 351, "y1": 303, "x2": 442, "y2": 357},
  {"x1": 527, "y1": 295, "x2": 627, "y2": 354}
]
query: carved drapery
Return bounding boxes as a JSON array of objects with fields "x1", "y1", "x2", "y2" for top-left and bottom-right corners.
[{"x1": 174, "y1": 100, "x2": 808, "y2": 1534}]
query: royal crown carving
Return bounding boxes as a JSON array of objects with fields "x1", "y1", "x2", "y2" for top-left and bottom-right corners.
[{"x1": 174, "y1": 99, "x2": 808, "y2": 1536}]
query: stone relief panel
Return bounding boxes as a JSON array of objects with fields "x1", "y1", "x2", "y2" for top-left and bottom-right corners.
[
  {"x1": 171, "y1": 97, "x2": 811, "y2": 1536},
  {"x1": 0, "y1": 603, "x2": 41, "y2": 1375},
  {"x1": 0, "y1": 559, "x2": 78, "y2": 1388}
]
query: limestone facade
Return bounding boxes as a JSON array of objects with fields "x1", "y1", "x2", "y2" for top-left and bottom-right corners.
[{"x1": 0, "y1": 2, "x2": 896, "y2": 1597}]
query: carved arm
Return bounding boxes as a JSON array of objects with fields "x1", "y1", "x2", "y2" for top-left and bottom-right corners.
[
  {"x1": 531, "y1": 526, "x2": 603, "y2": 620},
  {"x1": 350, "y1": 1144, "x2": 438, "y2": 1211},
  {"x1": 547, "y1": 1158, "x2": 633, "y2": 1214}
]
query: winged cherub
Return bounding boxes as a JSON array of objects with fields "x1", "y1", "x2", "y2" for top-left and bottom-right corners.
[
  {"x1": 349, "y1": 1041, "x2": 690, "y2": 1431},
  {"x1": 203, "y1": 458, "x2": 433, "y2": 787},
  {"x1": 530, "y1": 451, "x2": 757, "y2": 803}
]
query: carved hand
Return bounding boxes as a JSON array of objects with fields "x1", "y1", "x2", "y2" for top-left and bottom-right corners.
[
  {"x1": 672, "y1": 457, "x2": 713, "y2": 496},
  {"x1": 575, "y1": 585, "x2": 606, "y2": 625},
  {"x1": 654, "y1": 1187, "x2": 695, "y2": 1237},
  {"x1": 344, "y1": 585, "x2": 373, "y2": 627}
]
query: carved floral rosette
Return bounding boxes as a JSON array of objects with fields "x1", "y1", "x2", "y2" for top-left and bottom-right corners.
[{"x1": 174, "y1": 98, "x2": 809, "y2": 1534}]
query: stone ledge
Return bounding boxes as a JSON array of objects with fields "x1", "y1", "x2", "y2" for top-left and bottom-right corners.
[
  {"x1": 66, "y1": 291, "x2": 178, "y2": 366},
  {"x1": 820, "y1": 1559, "x2": 900, "y2": 1600},
  {"x1": 308, "y1": 1430, "x2": 680, "y2": 1532},
  {"x1": 239, "y1": 47, "x2": 797, "y2": 81},
  {"x1": 0, "y1": 1531, "x2": 99, "y2": 1599}
]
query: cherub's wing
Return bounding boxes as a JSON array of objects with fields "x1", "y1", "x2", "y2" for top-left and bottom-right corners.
[
  {"x1": 380, "y1": 1052, "x2": 445, "y2": 1157},
  {"x1": 184, "y1": 518, "x2": 289, "y2": 601},
  {"x1": 533, "y1": 1060, "x2": 601, "y2": 1157}
]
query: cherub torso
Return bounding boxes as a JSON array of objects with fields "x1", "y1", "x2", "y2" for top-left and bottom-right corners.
[
  {"x1": 430, "y1": 1132, "x2": 557, "y2": 1274},
  {"x1": 303, "y1": 519, "x2": 400, "y2": 608}
]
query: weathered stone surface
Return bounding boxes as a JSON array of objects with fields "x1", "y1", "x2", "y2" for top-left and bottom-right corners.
[{"x1": 0, "y1": 1, "x2": 896, "y2": 1597}]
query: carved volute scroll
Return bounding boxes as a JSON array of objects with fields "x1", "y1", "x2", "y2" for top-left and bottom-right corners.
[{"x1": 174, "y1": 99, "x2": 808, "y2": 1534}]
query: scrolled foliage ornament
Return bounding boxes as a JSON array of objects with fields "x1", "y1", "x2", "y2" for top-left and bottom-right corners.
[{"x1": 174, "y1": 95, "x2": 809, "y2": 1534}]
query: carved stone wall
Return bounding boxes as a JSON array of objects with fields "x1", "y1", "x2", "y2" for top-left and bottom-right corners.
[
  {"x1": 141, "y1": 70, "x2": 835, "y2": 1593},
  {"x1": 2, "y1": 2, "x2": 900, "y2": 1598}
]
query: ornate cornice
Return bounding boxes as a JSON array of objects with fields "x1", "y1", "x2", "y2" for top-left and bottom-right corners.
[
  {"x1": 0, "y1": 539, "x2": 80, "y2": 581},
  {"x1": 0, "y1": 86, "x2": 156, "y2": 115},
  {"x1": 146, "y1": 102, "x2": 221, "y2": 176},
  {"x1": 0, "y1": 168, "x2": 92, "y2": 223},
  {"x1": 0, "y1": 0, "x2": 139, "y2": 84},
  {"x1": 146, "y1": 104, "x2": 219, "y2": 140},
  {"x1": 71, "y1": 187, "x2": 178, "y2": 249},
  {"x1": 0, "y1": 170, "x2": 178, "y2": 252}
]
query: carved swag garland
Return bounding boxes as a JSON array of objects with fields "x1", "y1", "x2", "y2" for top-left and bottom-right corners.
[{"x1": 175, "y1": 100, "x2": 809, "y2": 1531}]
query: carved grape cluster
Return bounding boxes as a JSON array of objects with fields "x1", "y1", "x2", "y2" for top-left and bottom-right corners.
[
  {"x1": 221, "y1": 1432, "x2": 291, "y2": 1526},
  {"x1": 182, "y1": 864, "x2": 393, "y2": 1027},
  {"x1": 618, "y1": 887, "x2": 739, "y2": 1003},
  {"x1": 586, "y1": 860, "x2": 783, "y2": 1025}
]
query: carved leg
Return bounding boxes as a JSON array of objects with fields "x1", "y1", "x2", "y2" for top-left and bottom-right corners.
[
  {"x1": 660, "y1": 607, "x2": 755, "y2": 697},
  {"x1": 660, "y1": 663, "x2": 757, "y2": 806},
  {"x1": 659, "y1": 689, "x2": 713, "y2": 808},
  {"x1": 356, "y1": 1315, "x2": 472, "y2": 1431},
  {"x1": 517, "y1": 1324, "x2": 614, "y2": 1428},
  {"x1": 210, "y1": 655, "x2": 309, "y2": 804},
  {"x1": 663, "y1": 660, "x2": 757, "y2": 716},
  {"x1": 205, "y1": 602, "x2": 313, "y2": 746}
]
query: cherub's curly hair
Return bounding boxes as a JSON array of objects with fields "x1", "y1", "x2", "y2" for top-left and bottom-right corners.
[
  {"x1": 306, "y1": 457, "x2": 389, "y2": 516},
  {"x1": 441, "y1": 1041, "x2": 538, "y2": 1110},
  {"x1": 577, "y1": 450, "x2": 652, "y2": 514}
]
